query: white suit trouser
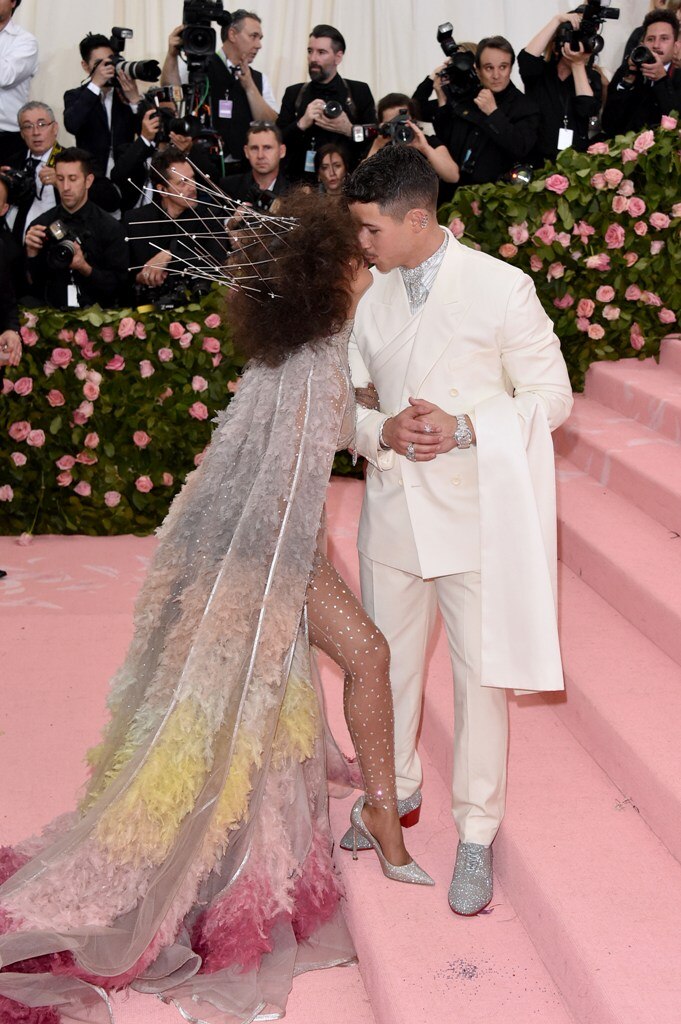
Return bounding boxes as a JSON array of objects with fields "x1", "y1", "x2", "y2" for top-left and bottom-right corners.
[{"x1": 359, "y1": 555, "x2": 509, "y2": 846}]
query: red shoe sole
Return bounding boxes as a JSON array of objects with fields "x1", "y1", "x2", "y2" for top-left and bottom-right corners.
[{"x1": 399, "y1": 806, "x2": 421, "y2": 829}]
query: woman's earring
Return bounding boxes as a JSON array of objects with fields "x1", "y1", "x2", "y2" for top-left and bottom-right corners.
[{"x1": 420, "y1": 216, "x2": 429, "y2": 228}]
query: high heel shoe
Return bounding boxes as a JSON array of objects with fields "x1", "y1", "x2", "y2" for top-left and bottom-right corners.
[
  {"x1": 340, "y1": 788, "x2": 421, "y2": 851},
  {"x1": 349, "y1": 796, "x2": 434, "y2": 886}
]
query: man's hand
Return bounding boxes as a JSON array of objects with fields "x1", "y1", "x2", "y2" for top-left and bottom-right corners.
[
  {"x1": 561, "y1": 41, "x2": 590, "y2": 67},
  {"x1": 25, "y1": 223, "x2": 46, "y2": 258},
  {"x1": 410, "y1": 397, "x2": 476, "y2": 453},
  {"x1": 141, "y1": 108, "x2": 160, "y2": 142},
  {"x1": 69, "y1": 241, "x2": 92, "y2": 277},
  {"x1": 117, "y1": 69, "x2": 142, "y2": 106},
  {"x1": 314, "y1": 109, "x2": 353, "y2": 137},
  {"x1": 0, "y1": 330, "x2": 22, "y2": 367},
  {"x1": 137, "y1": 250, "x2": 171, "y2": 288},
  {"x1": 38, "y1": 164, "x2": 57, "y2": 187},
  {"x1": 167, "y1": 25, "x2": 184, "y2": 57},
  {"x1": 640, "y1": 52, "x2": 668, "y2": 82},
  {"x1": 298, "y1": 99, "x2": 325, "y2": 131},
  {"x1": 355, "y1": 382, "x2": 379, "y2": 410},
  {"x1": 169, "y1": 130, "x2": 193, "y2": 154},
  {"x1": 474, "y1": 88, "x2": 497, "y2": 115},
  {"x1": 91, "y1": 57, "x2": 116, "y2": 89},
  {"x1": 381, "y1": 402, "x2": 442, "y2": 462}
]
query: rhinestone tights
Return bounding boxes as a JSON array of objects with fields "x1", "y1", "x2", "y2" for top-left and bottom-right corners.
[{"x1": 307, "y1": 552, "x2": 398, "y2": 815}]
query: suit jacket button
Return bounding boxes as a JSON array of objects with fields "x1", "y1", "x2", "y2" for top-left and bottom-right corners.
[
  {"x1": 449, "y1": 387, "x2": 459, "y2": 397},
  {"x1": 398, "y1": 479, "x2": 404, "y2": 487},
  {"x1": 451, "y1": 476, "x2": 461, "y2": 486}
]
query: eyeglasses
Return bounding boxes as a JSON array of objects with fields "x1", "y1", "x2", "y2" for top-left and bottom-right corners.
[
  {"x1": 19, "y1": 120, "x2": 55, "y2": 133},
  {"x1": 249, "y1": 120, "x2": 276, "y2": 129}
]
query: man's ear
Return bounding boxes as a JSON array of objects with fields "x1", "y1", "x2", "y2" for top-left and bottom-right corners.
[
  {"x1": 279, "y1": 144, "x2": 287, "y2": 160},
  {"x1": 85, "y1": 173, "x2": 95, "y2": 191},
  {"x1": 406, "y1": 208, "x2": 430, "y2": 231}
]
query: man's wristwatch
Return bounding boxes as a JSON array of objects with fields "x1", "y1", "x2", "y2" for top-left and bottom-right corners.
[{"x1": 453, "y1": 414, "x2": 473, "y2": 449}]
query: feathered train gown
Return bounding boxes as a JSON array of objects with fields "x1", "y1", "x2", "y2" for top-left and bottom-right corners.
[{"x1": 0, "y1": 323, "x2": 360, "y2": 1024}]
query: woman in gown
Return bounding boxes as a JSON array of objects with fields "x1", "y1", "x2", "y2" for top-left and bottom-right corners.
[{"x1": 0, "y1": 192, "x2": 432, "y2": 1024}]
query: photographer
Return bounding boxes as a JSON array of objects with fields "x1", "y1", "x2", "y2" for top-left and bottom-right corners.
[
  {"x1": 220, "y1": 120, "x2": 289, "y2": 204},
  {"x1": 432, "y1": 37, "x2": 540, "y2": 186},
  {"x1": 602, "y1": 10, "x2": 681, "y2": 136},
  {"x1": 161, "y1": 10, "x2": 278, "y2": 170},
  {"x1": 0, "y1": 0, "x2": 38, "y2": 165},
  {"x1": 24, "y1": 147, "x2": 128, "y2": 309},
  {"x1": 63, "y1": 32, "x2": 141, "y2": 179},
  {"x1": 125, "y1": 147, "x2": 225, "y2": 306},
  {"x1": 3, "y1": 101, "x2": 60, "y2": 242},
  {"x1": 412, "y1": 41, "x2": 477, "y2": 125},
  {"x1": 518, "y1": 12, "x2": 602, "y2": 166},
  {"x1": 277, "y1": 24, "x2": 376, "y2": 182}
]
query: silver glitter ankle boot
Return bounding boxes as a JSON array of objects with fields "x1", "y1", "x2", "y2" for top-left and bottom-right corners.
[
  {"x1": 339, "y1": 788, "x2": 422, "y2": 851},
  {"x1": 448, "y1": 841, "x2": 493, "y2": 916}
]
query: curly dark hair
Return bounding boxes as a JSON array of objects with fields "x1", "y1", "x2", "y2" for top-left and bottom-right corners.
[{"x1": 228, "y1": 190, "x2": 363, "y2": 366}]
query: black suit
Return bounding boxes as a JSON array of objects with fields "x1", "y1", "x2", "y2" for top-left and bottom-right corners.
[
  {"x1": 219, "y1": 170, "x2": 290, "y2": 204},
  {"x1": 602, "y1": 65, "x2": 681, "y2": 138},
  {"x1": 63, "y1": 84, "x2": 137, "y2": 175},
  {"x1": 518, "y1": 51, "x2": 602, "y2": 165},
  {"x1": 277, "y1": 74, "x2": 376, "y2": 181}
]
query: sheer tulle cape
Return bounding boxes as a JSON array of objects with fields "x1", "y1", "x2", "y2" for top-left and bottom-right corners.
[{"x1": 0, "y1": 324, "x2": 359, "y2": 1024}]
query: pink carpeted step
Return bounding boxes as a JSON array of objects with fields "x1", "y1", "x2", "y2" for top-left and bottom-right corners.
[
  {"x1": 659, "y1": 334, "x2": 681, "y2": 376},
  {"x1": 556, "y1": 454, "x2": 681, "y2": 668},
  {"x1": 554, "y1": 394, "x2": 681, "y2": 534},
  {"x1": 584, "y1": 357, "x2": 681, "y2": 443}
]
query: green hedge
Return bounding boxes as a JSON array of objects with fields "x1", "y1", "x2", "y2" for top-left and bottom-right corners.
[{"x1": 439, "y1": 117, "x2": 681, "y2": 389}]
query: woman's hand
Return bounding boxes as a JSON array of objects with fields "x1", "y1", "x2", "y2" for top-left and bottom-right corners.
[{"x1": 355, "y1": 382, "x2": 380, "y2": 410}]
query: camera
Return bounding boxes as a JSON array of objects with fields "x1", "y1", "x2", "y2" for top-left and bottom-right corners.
[
  {"x1": 246, "y1": 184, "x2": 276, "y2": 212},
  {"x1": 380, "y1": 108, "x2": 415, "y2": 145},
  {"x1": 46, "y1": 219, "x2": 81, "y2": 270},
  {"x1": 1, "y1": 167, "x2": 36, "y2": 206},
  {"x1": 323, "y1": 99, "x2": 344, "y2": 119},
  {"x1": 555, "y1": 0, "x2": 620, "y2": 57},
  {"x1": 135, "y1": 275, "x2": 211, "y2": 311},
  {"x1": 108, "y1": 27, "x2": 161, "y2": 82},
  {"x1": 436, "y1": 23, "x2": 481, "y2": 102},
  {"x1": 629, "y1": 44, "x2": 656, "y2": 67},
  {"x1": 181, "y1": 0, "x2": 232, "y2": 84}
]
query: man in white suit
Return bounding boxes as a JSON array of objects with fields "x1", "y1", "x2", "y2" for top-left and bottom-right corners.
[{"x1": 342, "y1": 145, "x2": 573, "y2": 914}]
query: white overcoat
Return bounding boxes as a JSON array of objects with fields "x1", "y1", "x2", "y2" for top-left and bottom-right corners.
[{"x1": 349, "y1": 231, "x2": 574, "y2": 692}]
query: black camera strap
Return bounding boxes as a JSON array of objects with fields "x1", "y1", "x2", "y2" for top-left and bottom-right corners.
[{"x1": 293, "y1": 76, "x2": 357, "y2": 120}]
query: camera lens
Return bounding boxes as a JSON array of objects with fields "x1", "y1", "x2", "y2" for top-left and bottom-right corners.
[{"x1": 323, "y1": 100, "x2": 343, "y2": 119}]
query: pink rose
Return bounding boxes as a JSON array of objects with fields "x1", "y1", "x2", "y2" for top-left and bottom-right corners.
[
  {"x1": 577, "y1": 298, "x2": 595, "y2": 318},
  {"x1": 106, "y1": 354, "x2": 125, "y2": 371},
  {"x1": 104, "y1": 491, "x2": 121, "y2": 508},
  {"x1": 547, "y1": 261, "x2": 565, "y2": 281},
  {"x1": 591, "y1": 172, "x2": 607, "y2": 190},
  {"x1": 74, "y1": 362, "x2": 88, "y2": 381},
  {"x1": 603, "y1": 305, "x2": 621, "y2": 321},
  {"x1": 83, "y1": 381, "x2": 100, "y2": 401},
  {"x1": 553, "y1": 293, "x2": 575, "y2": 310},
  {"x1": 188, "y1": 401, "x2": 209, "y2": 420},
  {"x1": 588, "y1": 323, "x2": 605, "y2": 340},
  {"x1": 587, "y1": 141, "x2": 610, "y2": 155},
  {"x1": 84, "y1": 432, "x2": 99, "y2": 449},
  {"x1": 634, "y1": 220, "x2": 648, "y2": 236},
  {"x1": 135, "y1": 322, "x2": 147, "y2": 340},
  {"x1": 641, "y1": 291, "x2": 662, "y2": 306},
  {"x1": 26, "y1": 429, "x2": 45, "y2": 448},
  {"x1": 449, "y1": 217, "x2": 465, "y2": 238},
  {"x1": 470, "y1": 200, "x2": 481, "y2": 216},
  {"x1": 649, "y1": 212, "x2": 670, "y2": 230},
  {"x1": 179, "y1": 332, "x2": 193, "y2": 348},
  {"x1": 604, "y1": 168, "x2": 624, "y2": 188},
  {"x1": 56, "y1": 455, "x2": 76, "y2": 470},
  {"x1": 2, "y1": 378, "x2": 12, "y2": 395},
  {"x1": 168, "y1": 321, "x2": 185, "y2": 339},
  {"x1": 13, "y1": 377, "x2": 33, "y2": 397},
  {"x1": 659, "y1": 308, "x2": 677, "y2": 324},
  {"x1": 624, "y1": 251, "x2": 639, "y2": 267},
  {"x1": 555, "y1": 232, "x2": 571, "y2": 247},
  {"x1": 139, "y1": 359, "x2": 155, "y2": 378},
  {"x1": 625, "y1": 284, "x2": 642, "y2": 301},
  {"x1": 8, "y1": 421, "x2": 31, "y2": 442},
  {"x1": 86, "y1": 369, "x2": 102, "y2": 385},
  {"x1": 135, "y1": 475, "x2": 154, "y2": 493},
  {"x1": 20, "y1": 327, "x2": 38, "y2": 346},
  {"x1": 51, "y1": 347, "x2": 72, "y2": 368},
  {"x1": 529, "y1": 255, "x2": 543, "y2": 272},
  {"x1": 162, "y1": 473, "x2": 174, "y2": 486},
  {"x1": 23, "y1": 311, "x2": 38, "y2": 329},
  {"x1": 16, "y1": 531, "x2": 32, "y2": 546},
  {"x1": 158, "y1": 387, "x2": 173, "y2": 403},
  {"x1": 627, "y1": 197, "x2": 646, "y2": 217},
  {"x1": 81, "y1": 342, "x2": 100, "y2": 360},
  {"x1": 56, "y1": 471, "x2": 73, "y2": 487},
  {"x1": 605, "y1": 223, "x2": 626, "y2": 249},
  {"x1": 72, "y1": 410, "x2": 88, "y2": 426},
  {"x1": 192, "y1": 375, "x2": 209, "y2": 392},
  {"x1": 660, "y1": 115, "x2": 678, "y2": 130},
  {"x1": 0, "y1": 485, "x2": 14, "y2": 502},
  {"x1": 541, "y1": 209, "x2": 558, "y2": 225},
  {"x1": 57, "y1": 329, "x2": 73, "y2": 343},
  {"x1": 74, "y1": 481, "x2": 91, "y2": 497},
  {"x1": 508, "y1": 222, "x2": 529, "y2": 245},
  {"x1": 133, "y1": 430, "x2": 151, "y2": 448},
  {"x1": 596, "y1": 285, "x2": 615, "y2": 302},
  {"x1": 204, "y1": 313, "x2": 221, "y2": 329},
  {"x1": 633, "y1": 130, "x2": 655, "y2": 153},
  {"x1": 585, "y1": 253, "x2": 611, "y2": 271},
  {"x1": 672, "y1": 203, "x2": 681, "y2": 218},
  {"x1": 74, "y1": 328, "x2": 89, "y2": 347},
  {"x1": 545, "y1": 174, "x2": 569, "y2": 194},
  {"x1": 650, "y1": 240, "x2": 665, "y2": 255},
  {"x1": 534, "y1": 224, "x2": 556, "y2": 245},
  {"x1": 202, "y1": 337, "x2": 221, "y2": 354},
  {"x1": 577, "y1": 317, "x2": 591, "y2": 332},
  {"x1": 622, "y1": 148, "x2": 638, "y2": 164},
  {"x1": 618, "y1": 179, "x2": 635, "y2": 197},
  {"x1": 186, "y1": 322, "x2": 201, "y2": 334},
  {"x1": 11, "y1": 451, "x2": 27, "y2": 466},
  {"x1": 573, "y1": 221, "x2": 595, "y2": 244},
  {"x1": 76, "y1": 452, "x2": 97, "y2": 466},
  {"x1": 212, "y1": 354, "x2": 222, "y2": 368},
  {"x1": 158, "y1": 347, "x2": 174, "y2": 362},
  {"x1": 498, "y1": 243, "x2": 518, "y2": 259},
  {"x1": 118, "y1": 317, "x2": 136, "y2": 339},
  {"x1": 612, "y1": 195, "x2": 629, "y2": 214},
  {"x1": 100, "y1": 326, "x2": 115, "y2": 342},
  {"x1": 630, "y1": 323, "x2": 645, "y2": 350}
]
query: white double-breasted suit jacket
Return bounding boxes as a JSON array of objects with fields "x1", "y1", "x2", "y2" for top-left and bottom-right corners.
[{"x1": 349, "y1": 229, "x2": 574, "y2": 692}]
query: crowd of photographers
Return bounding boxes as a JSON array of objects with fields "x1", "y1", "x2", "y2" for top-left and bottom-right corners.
[{"x1": 0, "y1": 0, "x2": 680, "y2": 328}]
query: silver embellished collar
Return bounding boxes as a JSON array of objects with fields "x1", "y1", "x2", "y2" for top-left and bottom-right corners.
[{"x1": 399, "y1": 231, "x2": 448, "y2": 314}]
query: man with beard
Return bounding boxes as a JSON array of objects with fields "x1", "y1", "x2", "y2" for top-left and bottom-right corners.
[{"x1": 277, "y1": 24, "x2": 376, "y2": 182}]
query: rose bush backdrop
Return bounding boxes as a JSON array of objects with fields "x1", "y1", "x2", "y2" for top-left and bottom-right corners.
[{"x1": 440, "y1": 118, "x2": 681, "y2": 389}]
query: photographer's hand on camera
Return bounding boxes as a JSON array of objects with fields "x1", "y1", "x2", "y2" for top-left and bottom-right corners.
[
  {"x1": 137, "y1": 250, "x2": 171, "y2": 289},
  {"x1": 161, "y1": 25, "x2": 184, "y2": 86},
  {"x1": 91, "y1": 57, "x2": 116, "y2": 91},
  {"x1": 68, "y1": 241, "x2": 92, "y2": 278},
  {"x1": 116, "y1": 69, "x2": 142, "y2": 107},
  {"x1": 168, "y1": 131, "x2": 193, "y2": 154},
  {"x1": 0, "y1": 331, "x2": 22, "y2": 368},
  {"x1": 24, "y1": 224, "x2": 47, "y2": 259},
  {"x1": 141, "y1": 109, "x2": 161, "y2": 143}
]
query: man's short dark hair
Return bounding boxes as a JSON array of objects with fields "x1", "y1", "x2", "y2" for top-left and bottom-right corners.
[
  {"x1": 344, "y1": 145, "x2": 438, "y2": 219},
  {"x1": 150, "y1": 146, "x2": 192, "y2": 190},
  {"x1": 476, "y1": 36, "x2": 516, "y2": 68},
  {"x1": 310, "y1": 24, "x2": 346, "y2": 53},
  {"x1": 221, "y1": 9, "x2": 261, "y2": 43},
  {"x1": 641, "y1": 9, "x2": 680, "y2": 41},
  {"x1": 246, "y1": 120, "x2": 283, "y2": 144},
  {"x1": 377, "y1": 93, "x2": 419, "y2": 122},
  {"x1": 12, "y1": 0, "x2": 23, "y2": 10},
  {"x1": 79, "y1": 33, "x2": 112, "y2": 63},
  {"x1": 55, "y1": 147, "x2": 94, "y2": 177}
]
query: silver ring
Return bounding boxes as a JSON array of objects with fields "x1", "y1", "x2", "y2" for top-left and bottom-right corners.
[{"x1": 406, "y1": 442, "x2": 416, "y2": 462}]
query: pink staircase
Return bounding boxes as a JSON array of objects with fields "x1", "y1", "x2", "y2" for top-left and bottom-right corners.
[{"x1": 324, "y1": 336, "x2": 681, "y2": 1024}]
